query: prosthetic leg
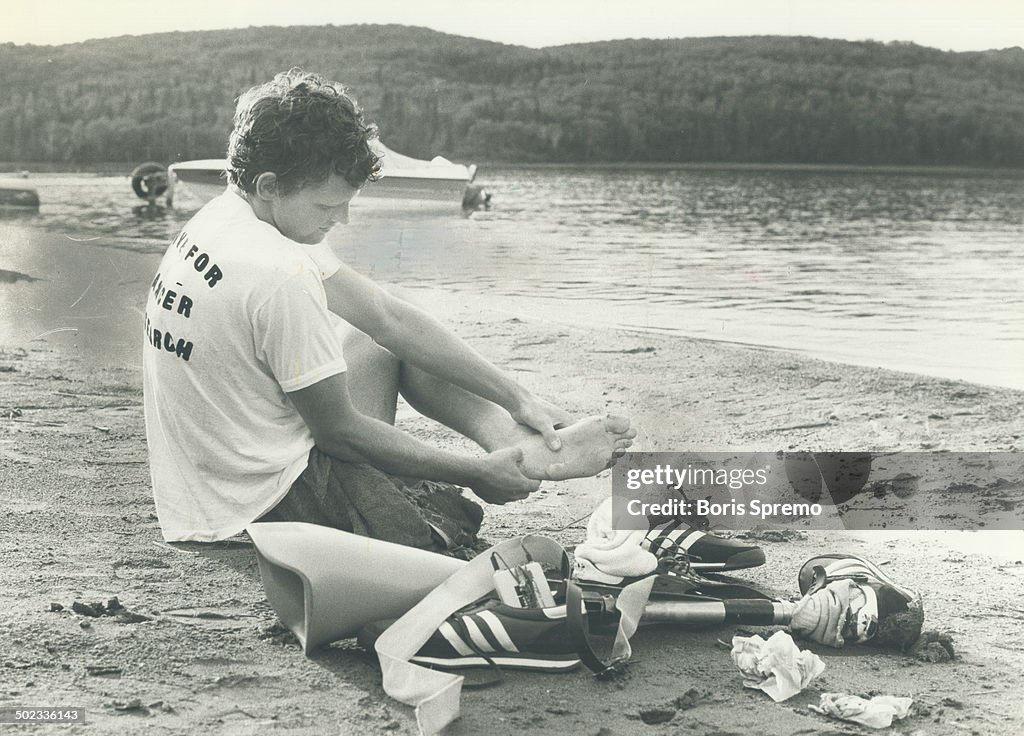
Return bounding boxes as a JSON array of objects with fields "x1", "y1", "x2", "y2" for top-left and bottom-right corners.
[{"x1": 247, "y1": 522, "x2": 464, "y2": 653}]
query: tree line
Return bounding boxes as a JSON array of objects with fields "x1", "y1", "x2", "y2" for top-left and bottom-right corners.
[{"x1": 1, "y1": 25, "x2": 1022, "y2": 167}]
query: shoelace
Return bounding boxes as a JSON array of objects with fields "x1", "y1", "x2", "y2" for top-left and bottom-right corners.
[{"x1": 654, "y1": 542, "x2": 694, "y2": 576}]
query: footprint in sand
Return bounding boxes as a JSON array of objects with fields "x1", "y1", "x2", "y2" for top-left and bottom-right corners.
[{"x1": 518, "y1": 414, "x2": 635, "y2": 481}]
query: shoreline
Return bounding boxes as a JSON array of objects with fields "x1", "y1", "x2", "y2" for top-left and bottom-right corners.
[
  {"x1": 407, "y1": 289, "x2": 1024, "y2": 449},
  {"x1": 1, "y1": 297, "x2": 1023, "y2": 733},
  {"x1": 404, "y1": 285, "x2": 1024, "y2": 394}
]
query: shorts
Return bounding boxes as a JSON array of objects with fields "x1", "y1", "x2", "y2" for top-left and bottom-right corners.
[{"x1": 256, "y1": 446, "x2": 485, "y2": 558}]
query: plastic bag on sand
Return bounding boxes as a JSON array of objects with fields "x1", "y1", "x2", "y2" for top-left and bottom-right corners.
[
  {"x1": 731, "y1": 631, "x2": 825, "y2": 702},
  {"x1": 810, "y1": 693, "x2": 913, "y2": 728}
]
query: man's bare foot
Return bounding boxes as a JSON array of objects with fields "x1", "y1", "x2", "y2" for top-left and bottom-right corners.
[{"x1": 517, "y1": 414, "x2": 636, "y2": 481}]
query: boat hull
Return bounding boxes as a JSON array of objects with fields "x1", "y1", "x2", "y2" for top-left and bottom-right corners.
[{"x1": 168, "y1": 151, "x2": 474, "y2": 212}]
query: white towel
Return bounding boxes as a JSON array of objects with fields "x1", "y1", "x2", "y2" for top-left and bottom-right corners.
[{"x1": 574, "y1": 497, "x2": 658, "y2": 580}]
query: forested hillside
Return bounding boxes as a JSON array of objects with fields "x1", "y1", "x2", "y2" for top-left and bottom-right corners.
[{"x1": 1, "y1": 25, "x2": 1022, "y2": 166}]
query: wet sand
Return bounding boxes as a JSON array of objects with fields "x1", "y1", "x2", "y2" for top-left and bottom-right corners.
[{"x1": 1, "y1": 288, "x2": 1023, "y2": 734}]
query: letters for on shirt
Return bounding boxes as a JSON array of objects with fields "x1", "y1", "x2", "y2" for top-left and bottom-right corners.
[{"x1": 144, "y1": 230, "x2": 227, "y2": 363}]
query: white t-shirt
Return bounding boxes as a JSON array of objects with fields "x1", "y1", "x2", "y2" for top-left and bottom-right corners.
[{"x1": 143, "y1": 189, "x2": 348, "y2": 541}]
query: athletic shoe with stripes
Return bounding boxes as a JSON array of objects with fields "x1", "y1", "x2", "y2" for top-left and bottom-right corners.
[
  {"x1": 643, "y1": 519, "x2": 765, "y2": 571},
  {"x1": 358, "y1": 597, "x2": 582, "y2": 672},
  {"x1": 796, "y1": 553, "x2": 923, "y2": 649}
]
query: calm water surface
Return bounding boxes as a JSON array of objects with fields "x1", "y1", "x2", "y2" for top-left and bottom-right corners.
[{"x1": 1, "y1": 167, "x2": 1022, "y2": 389}]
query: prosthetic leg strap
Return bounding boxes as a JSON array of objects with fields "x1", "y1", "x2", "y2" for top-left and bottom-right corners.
[{"x1": 566, "y1": 573, "x2": 655, "y2": 675}]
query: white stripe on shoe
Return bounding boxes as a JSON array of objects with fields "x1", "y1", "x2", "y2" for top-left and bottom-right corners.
[
  {"x1": 644, "y1": 520, "x2": 684, "y2": 553},
  {"x1": 477, "y1": 610, "x2": 519, "y2": 653},
  {"x1": 461, "y1": 617, "x2": 495, "y2": 653},
  {"x1": 676, "y1": 529, "x2": 706, "y2": 550},
  {"x1": 438, "y1": 621, "x2": 474, "y2": 656},
  {"x1": 645, "y1": 524, "x2": 706, "y2": 553}
]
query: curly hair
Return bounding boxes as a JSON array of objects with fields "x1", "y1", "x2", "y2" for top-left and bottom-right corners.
[{"x1": 227, "y1": 68, "x2": 382, "y2": 195}]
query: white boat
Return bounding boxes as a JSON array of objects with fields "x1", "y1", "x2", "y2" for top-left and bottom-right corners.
[{"x1": 163, "y1": 142, "x2": 485, "y2": 211}]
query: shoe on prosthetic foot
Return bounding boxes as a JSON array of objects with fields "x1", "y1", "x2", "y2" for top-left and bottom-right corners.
[{"x1": 791, "y1": 553, "x2": 924, "y2": 649}]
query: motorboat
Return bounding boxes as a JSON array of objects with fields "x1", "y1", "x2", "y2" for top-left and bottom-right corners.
[
  {"x1": 0, "y1": 179, "x2": 39, "y2": 209},
  {"x1": 157, "y1": 142, "x2": 487, "y2": 211}
]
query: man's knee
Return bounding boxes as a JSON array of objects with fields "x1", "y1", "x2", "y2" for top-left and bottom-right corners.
[
  {"x1": 341, "y1": 324, "x2": 396, "y2": 367},
  {"x1": 380, "y1": 283, "x2": 424, "y2": 309}
]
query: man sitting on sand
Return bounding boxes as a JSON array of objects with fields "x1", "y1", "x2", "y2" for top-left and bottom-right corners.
[{"x1": 142, "y1": 69, "x2": 635, "y2": 550}]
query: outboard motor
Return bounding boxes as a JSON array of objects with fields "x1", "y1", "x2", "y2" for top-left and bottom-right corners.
[
  {"x1": 462, "y1": 183, "x2": 492, "y2": 211},
  {"x1": 130, "y1": 162, "x2": 169, "y2": 205}
]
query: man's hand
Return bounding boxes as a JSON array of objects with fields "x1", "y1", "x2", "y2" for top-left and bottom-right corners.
[
  {"x1": 510, "y1": 391, "x2": 574, "y2": 452},
  {"x1": 470, "y1": 447, "x2": 541, "y2": 505}
]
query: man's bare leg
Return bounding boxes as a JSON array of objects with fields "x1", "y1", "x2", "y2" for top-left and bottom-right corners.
[
  {"x1": 398, "y1": 359, "x2": 536, "y2": 451},
  {"x1": 398, "y1": 355, "x2": 636, "y2": 481},
  {"x1": 339, "y1": 327, "x2": 401, "y2": 424},
  {"x1": 340, "y1": 325, "x2": 508, "y2": 442},
  {"x1": 340, "y1": 324, "x2": 636, "y2": 482}
]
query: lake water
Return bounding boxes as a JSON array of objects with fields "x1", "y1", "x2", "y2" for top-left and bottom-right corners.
[{"x1": 1, "y1": 167, "x2": 1022, "y2": 389}]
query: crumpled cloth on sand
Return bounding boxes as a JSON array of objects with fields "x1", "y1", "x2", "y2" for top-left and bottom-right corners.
[
  {"x1": 810, "y1": 693, "x2": 913, "y2": 729},
  {"x1": 573, "y1": 497, "x2": 658, "y2": 579},
  {"x1": 731, "y1": 631, "x2": 826, "y2": 702}
]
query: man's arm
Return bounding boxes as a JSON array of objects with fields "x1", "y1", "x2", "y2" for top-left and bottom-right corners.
[
  {"x1": 319, "y1": 261, "x2": 570, "y2": 449},
  {"x1": 287, "y1": 371, "x2": 540, "y2": 504}
]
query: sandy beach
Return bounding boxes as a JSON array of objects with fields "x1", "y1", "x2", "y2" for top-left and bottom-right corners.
[{"x1": 1, "y1": 286, "x2": 1023, "y2": 735}]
